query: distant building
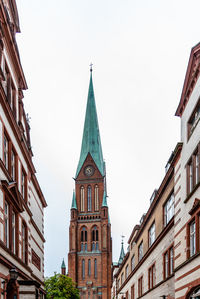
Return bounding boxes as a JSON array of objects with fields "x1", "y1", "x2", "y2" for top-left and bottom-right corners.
[
  {"x1": 68, "y1": 68, "x2": 112, "y2": 299},
  {"x1": 111, "y1": 43, "x2": 200, "y2": 299},
  {"x1": 0, "y1": 1, "x2": 47, "y2": 298}
]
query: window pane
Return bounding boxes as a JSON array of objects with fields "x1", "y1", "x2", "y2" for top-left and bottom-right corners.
[{"x1": 190, "y1": 221, "x2": 196, "y2": 256}]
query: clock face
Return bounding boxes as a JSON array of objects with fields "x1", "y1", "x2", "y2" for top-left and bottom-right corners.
[{"x1": 84, "y1": 165, "x2": 95, "y2": 177}]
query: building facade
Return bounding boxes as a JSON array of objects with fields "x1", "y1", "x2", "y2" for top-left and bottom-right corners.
[
  {"x1": 68, "y1": 69, "x2": 112, "y2": 299},
  {"x1": 0, "y1": 1, "x2": 47, "y2": 298},
  {"x1": 112, "y1": 43, "x2": 200, "y2": 299},
  {"x1": 174, "y1": 42, "x2": 200, "y2": 299}
]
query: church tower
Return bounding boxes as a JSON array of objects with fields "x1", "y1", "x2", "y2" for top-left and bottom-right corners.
[{"x1": 68, "y1": 68, "x2": 112, "y2": 299}]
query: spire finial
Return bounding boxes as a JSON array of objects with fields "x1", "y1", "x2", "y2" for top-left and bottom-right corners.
[
  {"x1": 121, "y1": 234, "x2": 125, "y2": 244},
  {"x1": 90, "y1": 63, "x2": 93, "y2": 72}
]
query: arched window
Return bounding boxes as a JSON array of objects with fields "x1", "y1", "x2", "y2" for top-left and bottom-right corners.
[
  {"x1": 82, "y1": 259, "x2": 85, "y2": 279},
  {"x1": 94, "y1": 185, "x2": 99, "y2": 211},
  {"x1": 91, "y1": 226, "x2": 99, "y2": 251},
  {"x1": 87, "y1": 186, "x2": 92, "y2": 212},
  {"x1": 88, "y1": 259, "x2": 91, "y2": 277},
  {"x1": 94, "y1": 259, "x2": 97, "y2": 279},
  {"x1": 81, "y1": 227, "x2": 87, "y2": 251},
  {"x1": 80, "y1": 186, "x2": 84, "y2": 212},
  {"x1": 187, "y1": 286, "x2": 200, "y2": 298}
]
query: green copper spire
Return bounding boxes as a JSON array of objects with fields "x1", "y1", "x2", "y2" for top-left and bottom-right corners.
[
  {"x1": 61, "y1": 259, "x2": 66, "y2": 269},
  {"x1": 118, "y1": 238, "x2": 125, "y2": 265},
  {"x1": 75, "y1": 69, "x2": 104, "y2": 178},
  {"x1": 102, "y1": 190, "x2": 108, "y2": 207},
  {"x1": 71, "y1": 190, "x2": 77, "y2": 209}
]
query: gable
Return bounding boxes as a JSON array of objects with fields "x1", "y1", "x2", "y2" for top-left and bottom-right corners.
[
  {"x1": 76, "y1": 153, "x2": 103, "y2": 181},
  {"x1": 176, "y1": 42, "x2": 200, "y2": 117}
]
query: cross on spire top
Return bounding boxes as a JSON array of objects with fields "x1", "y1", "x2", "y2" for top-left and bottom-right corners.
[{"x1": 90, "y1": 63, "x2": 93, "y2": 72}]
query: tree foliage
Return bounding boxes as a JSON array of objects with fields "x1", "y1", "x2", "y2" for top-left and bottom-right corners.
[{"x1": 45, "y1": 273, "x2": 80, "y2": 299}]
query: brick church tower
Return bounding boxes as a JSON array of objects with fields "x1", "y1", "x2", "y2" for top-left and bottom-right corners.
[{"x1": 68, "y1": 68, "x2": 112, "y2": 299}]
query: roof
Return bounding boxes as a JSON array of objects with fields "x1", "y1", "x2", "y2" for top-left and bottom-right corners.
[
  {"x1": 118, "y1": 241, "x2": 125, "y2": 265},
  {"x1": 71, "y1": 190, "x2": 77, "y2": 209},
  {"x1": 102, "y1": 190, "x2": 108, "y2": 207},
  {"x1": 176, "y1": 42, "x2": 200, "y2": 117},
  {"x1": 61, "y1": 259, "x2": 66, "y2": 269},
  {"x1": 75, "y1": 71, "x2": 104, "y2": 178}
]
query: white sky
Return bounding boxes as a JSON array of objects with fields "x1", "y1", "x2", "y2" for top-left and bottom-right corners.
[{"x1": 16, "y1": 0, "x2": 200, "y2": 277}]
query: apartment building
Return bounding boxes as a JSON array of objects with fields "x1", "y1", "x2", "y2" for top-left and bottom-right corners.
[
  {"x1": 0, "y1": 1, "x2": 47, "y2": 298},
  {"x1": 112, "y1": 42, "x2": 200, "y2": 299}
]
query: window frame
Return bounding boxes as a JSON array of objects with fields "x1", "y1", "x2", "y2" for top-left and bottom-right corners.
[
  {"x1": 138, "y1": 241, "x2": 143, "y2": 262},
  {"x1": 138, "y1": 276, "x2": 143, "y2": 297},
  {"x1": 163, "y1": 245, "x2": 174, "y2": 279},
  {"x1": 187, "y1": 97, "x2": 200, "y2": 140},
  {"x1": 148, "y1": 263, "x2": 156, "y2": 290},
  {"x1": 163, "y1": 192, "x2": 174, "y2": 227},
  {"x1": 148, "y1": 221, "x2": 156, "y2": 247},
  {"x1": 186, "y1": 144, "x2": 200, "y2": 197}
]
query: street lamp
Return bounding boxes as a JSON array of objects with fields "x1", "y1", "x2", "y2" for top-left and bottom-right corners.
[{"x1": 9, "y1": 268, "x2": 19, "y2": 281}]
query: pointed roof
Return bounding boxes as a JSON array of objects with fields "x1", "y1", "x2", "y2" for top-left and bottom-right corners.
[
  {"x1": 102, "y1": 190, "x2": 108, "y2": 207},
  {"x1": 71, "y1": 190, "x2": 77, "y2": 209},
  {"x1": 118, "y1": 240, "x2": 125, "y2": 265},
  {"x1": 61, "y1": 259, "x2": 66, "y2": 269},
  {"x1": 75, "y1": 70, "x2": 104, "y2": 178}
]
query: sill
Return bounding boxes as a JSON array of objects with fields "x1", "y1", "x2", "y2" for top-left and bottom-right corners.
[{"x1": 184, "y1": 181, "x2": 200, "y2": 203}]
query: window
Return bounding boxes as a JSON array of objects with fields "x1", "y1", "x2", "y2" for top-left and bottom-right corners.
[
  {"x1": 121, "y1": 272, "x2": 124, "y2": 285},
  {"x1": 32, "y1": 249, "x2": 41, "y2": 271},
  {"x1": 94, "y1": 259, "x2": 97, "y2": 279},
  {"x1": 82, "y1": 259, "x2": 85, "y2": 279},
  {"x1": 81, "y1": 227, "x2": 87, "y2": 252},
  {"x1": 88, "y1": 259, "x2": 91, "y2": 277},
  {"x1": 80, "y1": 186, "x2": 84, "y2": 212},
  {"x1": 188, "y1": 99, "x2": 200, "y2": 139},
  {"x1": 94, "y1": 185, "x2": 99, "y2": 211},
  {"x1": 117, "y1": 278, "x2": 120, "y2": 289},
  {"x1": 149, "y1": 222, "x2": 155, "y2": 247},
  {"x1": 87, "y1": 186, "x2": 92, "y2": 211},
  {"x1": 125, "y1": 264, "x2": 129, "y2": 279},
  {"x1": 138, "y1": 241, "x2": 143, "y2": 261},
  {"x1": 187, "y1": 212, "x2": 200, "y2": 258},
  {"x1": 3, "y1": 135, "x2": 9, "y2": 169},
  {"x1": 164, "y1": 193, "x2": 174, "y2": 226},
  {"x1": 11, "y1": 150, "x2": 16, "y2": 180},
  {"x1": 92, "y1": 226, "x2": 98, "y2": 251},
  {"x1": 22, "y1": 223, "x2": 27, "y2": 264},
  {"x1": 131, "y1": 255, "x2": 135, "y2": 271},
  {"x1": 190, "y1": 221, "x2": 196, "y2": 257},
  {"x1": 148, "y1": 264, "x2": 156, "y2": 290},
  {"x1": 131, "y1": 284, "x2": 135, "y2": 299},
  {"x1": 11, "y1": 211, "x2": 16, "y2": 254},
  {"x1": 187, "y1": 146, "x2": 200, "y2": 195},
  {"x1": 4, "y1": 201, "x2": 9, "y2": 247},
  {"x1": 163, "y1": 246, "x2": 173, "y2": 279},
  {"x1": 21, "y1": 169, "x2": 27, "y2": 200},
  {"x1": 138, "y1": 276, "x2": 143, "y2": 297}
]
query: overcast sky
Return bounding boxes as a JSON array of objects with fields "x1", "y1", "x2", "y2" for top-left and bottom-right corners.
[{"x1": 16, "y1": 0, "x2": 200, "y2": 277}]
